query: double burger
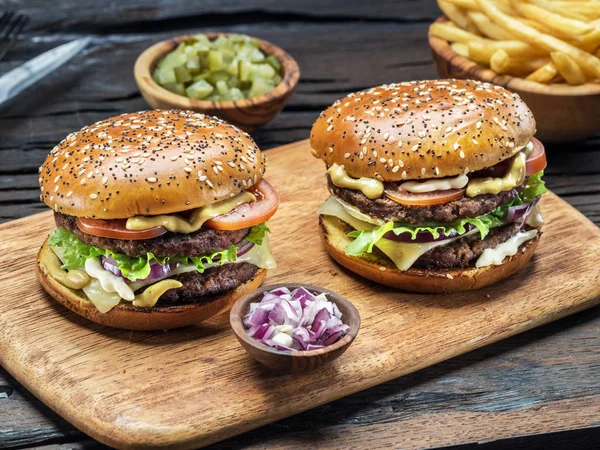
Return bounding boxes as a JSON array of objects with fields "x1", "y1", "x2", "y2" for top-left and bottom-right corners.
[
  {"x1": 311, "y1": 79, "x2": 547, "y2": 293},
  {"x1": 37, "y1": 110, "x2": 278, "y2": 330}
]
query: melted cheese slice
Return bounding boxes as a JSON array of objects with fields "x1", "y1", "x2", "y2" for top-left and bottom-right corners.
[
  {"x1": 318, "y1": 196, "x2": 477, "y2": 271},
  {"x1": 476, "y1": 229, "x2": 538, "y2": 267}
]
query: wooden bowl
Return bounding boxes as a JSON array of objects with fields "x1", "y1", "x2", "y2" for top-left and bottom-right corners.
[
  {"x1": 230, "y1": 283, "x2": 360, "y2": 373},
  {"x1": 429, "y1": 17, "x2": 600, "y2": 142},
  {"x1": 134, "y1": 33, "x2": 300, "y2": 132}
]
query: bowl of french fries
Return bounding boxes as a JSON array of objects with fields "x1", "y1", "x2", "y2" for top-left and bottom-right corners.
[{"x1": 429, "y1": 0, "x2": 600, "y2": 142}]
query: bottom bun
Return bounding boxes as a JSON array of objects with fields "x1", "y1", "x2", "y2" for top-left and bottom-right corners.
[
  {"x1": 319, "y1": 215, "x2": 540, "y2": 293},
  {"x1": 37, "y1": 239, "x2": 266, "y2": 330}
]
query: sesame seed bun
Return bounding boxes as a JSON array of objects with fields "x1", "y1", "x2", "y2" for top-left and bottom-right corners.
[
  {"x1": 39, "y1": 110, "x2": 266, "y2": 219},
  {"x1": 310, "y1": 79, "x2": 536, "y2": 181},
  {"x1": 319, "y1": 215, "x2": 539, "y2": 293},
  {"x1": 37, "y1": 239, "x2": 266, "y2": 330}
]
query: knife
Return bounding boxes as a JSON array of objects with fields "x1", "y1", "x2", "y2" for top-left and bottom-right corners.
[{"x1": 0, "y1": 37, "x2": 91, "y2": 107}]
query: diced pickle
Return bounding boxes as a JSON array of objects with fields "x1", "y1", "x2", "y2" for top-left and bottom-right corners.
[
  {"x1": 153, "y1": 33, "x2": 283, "y2": 100},
  {"x1": 186, "y1": 79, "x2": 213, "y2": 100},
  {"x1": 208, "y1": 50, "x2": 224, "y2": 71},
  {"x1": 216, "y1": 80, "x2": 229, "y2": 95},
  {"x1": 163, "y1": 82, "x2": 186, "y2": 96},
  {"x1": 265, "y1": 55, "x2": 282, "y2": 72},
  {"x1": 249, "y1": 77, "x2": 274, "y2": 98},
  {"x1": 174, "y1": 66, "x2": 192, "y2": 83}
]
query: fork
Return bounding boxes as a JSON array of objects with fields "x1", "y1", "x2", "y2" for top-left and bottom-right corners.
[{"x1": 0, "y1": 11, "x2": 29, "y2": 62}]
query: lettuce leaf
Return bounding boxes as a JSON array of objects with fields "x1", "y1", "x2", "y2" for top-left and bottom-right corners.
[
  {"x1": 346, "y1": 215, "x2": 501, "y2": 257},
  {"x1": 522, "y1": 170, "x2": 547, "y2": 203},
  {"x1": 49, "y1": 227, "x2": 239, "y2": 282},
  {"x1": 246, "y1": 222, "x2": 270, "y2": 245},
  {"x1": 345, "y1": 171, "x2": 546, "y2": 257}
]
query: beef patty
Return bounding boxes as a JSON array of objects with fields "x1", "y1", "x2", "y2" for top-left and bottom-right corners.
[
  {"x1": 55, "y1": 212, "x2": 249, "y2": 258},
  {"x1": 149, "y1": 262, "x2": 259, "y2": 306},
  {"x1": 412, "y1": 222, "x2": 528, "y2": 269},
  {"x1": 327, "y1": 175, "x2": 523, "y2": 224}
]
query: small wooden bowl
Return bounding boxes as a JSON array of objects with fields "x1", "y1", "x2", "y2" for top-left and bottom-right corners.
[
  {"x1": 134, "y1": 33, "x2": 300, "y2": 132},
  {"x1": 429, "y1": 17, "x2": 600, "y2": 142},
  {"x1": 230, "y1": 283, "x2": 360, "y2": 373}
]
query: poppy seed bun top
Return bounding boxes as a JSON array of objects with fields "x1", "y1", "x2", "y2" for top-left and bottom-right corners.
[
  {"x1": 310, "y1": 79, "x2": 536, "y2": 181},
  {"x1": 39, "y1": 110, "x2": 266, "y2": 219}
]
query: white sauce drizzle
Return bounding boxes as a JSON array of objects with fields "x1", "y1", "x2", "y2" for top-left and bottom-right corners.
[
  {"x1": 84, "y1": 257, "x2": 135, "y2": 301},
  {"x1": 399, "y1": 174, "x2": 469, "y2": 193},
  {"x1": 476, "y1": 229, "x2": 538, "y2": 267}
]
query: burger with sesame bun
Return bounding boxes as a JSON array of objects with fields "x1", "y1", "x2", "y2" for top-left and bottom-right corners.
[
  {"x1": 311, "y1": 79, "x2": 547, "y2": 293},
  {"x1": 37, "y1": 110, "x2": 278, "y2": 330}
]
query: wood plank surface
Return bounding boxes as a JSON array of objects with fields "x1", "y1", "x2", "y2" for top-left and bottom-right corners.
[
  {"x1": 1, "y1": 0, "x2": 600, "y2": 448},
  {"x1": 0, "y1": 139, "x2": 599, "y2": 449}
]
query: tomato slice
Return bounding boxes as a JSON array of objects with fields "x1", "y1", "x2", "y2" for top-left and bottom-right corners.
[
  {"x1": 384, "y1": 184, "x2": 465, "y2": 206},
  {"x1": 204, "y1": 179, "x2": 279, "y2": 230},
  {"x1": 76, "y1": 217, "x2": 167, "y2": 241},
  {"x1": 526, "y1": 137, "x2": 547, "y2": 176}
]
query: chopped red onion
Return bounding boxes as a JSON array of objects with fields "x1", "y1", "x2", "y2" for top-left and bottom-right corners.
[
  {"x1": 101, "y1": 256, "x2": 174, "y2": 281},
  {"x1": 244, "y1": 287, "x2": 349, "y2": 352},
  {"x1": 506, "y1": 203, "x2": 531, "y2": 223}
]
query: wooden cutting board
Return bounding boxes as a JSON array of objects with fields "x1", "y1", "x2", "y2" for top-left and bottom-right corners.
[{"x1": 1, "y1": 139, "x2": 599, "y2": 449}]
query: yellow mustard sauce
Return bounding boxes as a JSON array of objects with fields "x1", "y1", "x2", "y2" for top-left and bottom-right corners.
[
  {"x1": 466, "y1": 151, "x2": 526, "y2": 197},
  {"x1": 126, "y1": 191, "x2": 256, "y2": 233},
  {"x1": 41, "y1": 249, "x2": 90, "y2": 289},
  {"x1": 327, "y1": 163, "x2": 384, "y2": 199},
  {"x1": 133, "y1": 279, "x2": 183, "y2": 308}
]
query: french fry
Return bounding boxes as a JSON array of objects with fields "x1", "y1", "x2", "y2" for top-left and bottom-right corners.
[
  {"x1": 526, "y1": 0, "x2": 591, "y2": 23},
  {"x1": 578, "y1": 27, "x2": 600, "y2": 53},
  {"x1": 468, "y1": 11, "x2": 516, "y2": 40},
  {"x1": 438, "y1": 0, "x2": 480, "y2": 33},
  {"x1": 475, "y1": 0, "x2": 600, "y2": 78},
  {"x1": 514, "y1": 17, "x2": 582, "y2": 42},
  {"x1": 550, "y1": 52, "x2": 588, "y2": 84},
  {"x1": 512, "y1": 2, "x2": 594, "y2": 37},
  {"x1": 446, "y1": 0, "x2": 513, "y2": 14},
  {"x1": 549, "y1": 3, "x2": 600, "y2": 18},
  {"x1": 450, "y1": 42, "x2": 470, "y2": 58},
  {"x1": 468, "y1": 40, "x2": 546, "y2": 62},
  {"x1": 490, "y1": 49, "x2": 550, "y2": 75},
  {"x1": 525, "y1": 62, "x2": 558, "y2": 83},
  {"x1": 444, "y1": 0, "x2": 478, "y2": 11},
  {"x1": 429, "y1": 22, "x2": 489, "y2": 43}
]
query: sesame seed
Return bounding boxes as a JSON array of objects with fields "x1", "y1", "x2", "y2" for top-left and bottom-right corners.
[
  {"x1": 90, "y1": 193, "x2": 98, "y2": 199},
  {"x1": 453, "y1": 143, "x2": 461, "y2": 150},
  {"x1": 146, "y1": 177, "x2": 157, "y2": 183},
  {"x1": 184, "y1": 167, "x2": 192, "y2": 173},
  {"x1": 344, "y1": 153, "x2": 351, "y2": 158},
  {"x1": 460, "y1": 151, "x2": 465, "y2": 159},
  {"x1": 476, "y1": 121, "x2": 482, "y2": 129}
]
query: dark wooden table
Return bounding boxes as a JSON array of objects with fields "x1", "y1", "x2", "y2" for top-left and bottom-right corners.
[{"x1": 1, "y1": 1, "x2": 599, "y2": 449}]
